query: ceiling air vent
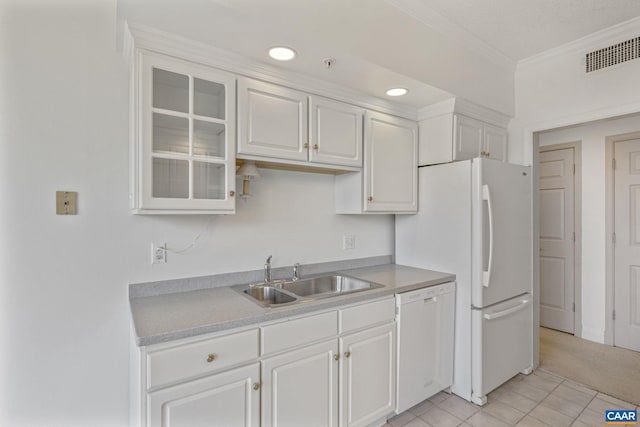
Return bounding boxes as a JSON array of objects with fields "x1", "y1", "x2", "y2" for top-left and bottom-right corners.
[{"x1": 586, "y1": 36, "x2": 640, "y2": 73}]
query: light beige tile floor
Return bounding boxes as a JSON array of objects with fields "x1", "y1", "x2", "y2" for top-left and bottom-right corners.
[{"x1": 385, "y1": 369, "x2": 639, "y2": 427}]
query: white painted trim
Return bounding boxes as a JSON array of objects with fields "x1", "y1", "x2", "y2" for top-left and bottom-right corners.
[
  {"x1": 518, "y1": 16, "x2": 640, "y2": 68},
  {"x1": 521, "y1": 101, "x2": 640, "y2": 166},
  {"x1": 605, "y1": 131, "x2": 640, "y2": 347},
  {"x1": 417, "y1": 97, "x2": 511, "y2": 127},
  {"x1": 539, "y1": 141, "x2": 582, "y2": 338},
  {"x1": 125, "y1": 22, "x2": 418, "y2": 120},
  {"x1": 385, "y1": 0, "x2": 516, "y2": 70}
]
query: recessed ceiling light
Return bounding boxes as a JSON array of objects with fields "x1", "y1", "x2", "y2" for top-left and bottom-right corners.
[
  {"x1": 385, "y1": 87, "x2": 408, "y2": 97},
  {"x1": 268, "y1": 46, "x2": 297, "y2": 61}
]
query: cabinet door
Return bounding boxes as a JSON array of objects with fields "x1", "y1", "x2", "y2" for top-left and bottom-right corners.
[
  {"x1": 238, "y1": 77, "x2": 308, "y2": 161},
  {"x1": 148, "y1": 363, "x2": 259, "y2": 427},
  {"x1": 453, "y1": 114, "x2": 483, "y2": 161},
  {"x1": 138, "y1": 53, "x2": 236, "y2": 213},
  {"x1": 340, "y1": 323, "x2": 396, "y2": 427},
  {"x1": 364, "y1": 111, "x2": 417, "y2": 213},
  {"x1": 262, "y1": 339, "x2": 339, "y2": 427},
  {"x1": 483, "y1": 124, "x2": 508, "y2": 162},
  {"x1": 309, "y1": 96, "x2": 363, "y2": 167}
]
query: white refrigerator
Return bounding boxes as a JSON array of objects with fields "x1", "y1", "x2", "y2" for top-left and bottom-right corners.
[{"x1": 395, "y1": 158, "x2": 533, "y2": 405}]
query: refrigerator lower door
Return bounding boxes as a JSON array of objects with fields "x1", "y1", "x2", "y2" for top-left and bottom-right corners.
[{"x1": 471, "y1": 293, "x2": 532, "y2": 405}]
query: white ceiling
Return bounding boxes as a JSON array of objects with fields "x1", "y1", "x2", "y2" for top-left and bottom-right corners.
[
  {"x1": 403, "y1": 0, "x2": 640, "y2": 60},
  {"x1": 117, "y1": 0, "x2": 640, "y2": 113}
]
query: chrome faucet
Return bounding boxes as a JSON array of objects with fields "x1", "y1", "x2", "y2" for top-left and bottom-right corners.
[
  {"x1": 292, "y1": 263, "x2": 300, "y2": 281},
  {"x1": 264, "y1": 255, "x2": 272, "y2": 283}
]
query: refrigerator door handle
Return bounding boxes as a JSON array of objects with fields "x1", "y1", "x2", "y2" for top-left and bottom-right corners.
[
  {"x1": 483, "y1": 297, "x2": 531, "y2": 321},
  {"x1": 482, "y1": 184, "x2": 494, "y2": 287}
]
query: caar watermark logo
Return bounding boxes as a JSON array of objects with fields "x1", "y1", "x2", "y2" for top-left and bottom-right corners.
[{"x1": 605, "y1": 409, "x2": 637, "y2": 425}]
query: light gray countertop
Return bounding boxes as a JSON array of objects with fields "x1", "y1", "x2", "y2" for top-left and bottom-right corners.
[{"x1": 130, "y1": 264, "x2": 455, "y2": 346}]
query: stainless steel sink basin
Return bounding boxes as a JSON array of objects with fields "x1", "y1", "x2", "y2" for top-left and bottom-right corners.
[
  {"x1": 233, "y1": 274, "x2": 382, "y2": 307},
  {"x1": 281, "y1": 275, "x2": 381, "y2": 297},
  {"x1": 243, "y1": 285, "x2": 297, "y2": 306}
]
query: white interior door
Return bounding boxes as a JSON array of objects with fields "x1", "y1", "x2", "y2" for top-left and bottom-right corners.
[
  {"x1": 539, "y1": 148, "x2": 575, "y2": 333},
  {"x1": 614, "y1": 138, "x2": 640, "y2": 352}
]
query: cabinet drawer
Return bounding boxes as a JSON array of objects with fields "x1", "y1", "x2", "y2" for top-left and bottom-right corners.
[
  {"x1": 339, "y1": 297, "x2": 395, "y2": 334},
  {"x1": 147, "y1": 329, "x2": 259, "y2": 390},
  {"x1": 261, "y1": 311, "x2": 338, "y2": 356}
]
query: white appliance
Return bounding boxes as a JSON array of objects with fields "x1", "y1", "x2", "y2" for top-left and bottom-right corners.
[
  {"x1": 395, "y1": 282, "x2": 455, "y2": 414},
  {"x1": 395, "y1": 158, "x2": 532, "y2": 405}
]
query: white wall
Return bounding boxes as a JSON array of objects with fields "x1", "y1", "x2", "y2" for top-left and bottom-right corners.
[
  {"x1": 0, "y1": 1, "x2": 394, "y2": 425},
  {"x1": 508, "y1": 18, "x2": 640, "y2": 165},
  {"x1": 538, "y1": 115, "x2": 640, "y2": 342}
]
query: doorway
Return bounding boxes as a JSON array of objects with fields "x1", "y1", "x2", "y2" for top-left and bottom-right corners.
[
  {"x1": 539, "y1": 142, "x2": 582, "y2": 335},
  {"x1": 608, "y1": 133, "x2": 640, "y2": 351}
]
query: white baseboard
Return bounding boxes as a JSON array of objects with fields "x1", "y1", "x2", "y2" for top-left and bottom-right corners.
[{"x1": 580, "y1": 327, "x2": 605, "y2": 344}]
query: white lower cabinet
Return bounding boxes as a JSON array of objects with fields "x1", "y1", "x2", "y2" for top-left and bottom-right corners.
[
  {"x1": 135, "y1": 298, "x2": 398, "y2": 427},
  {"x1": 340, "y1": 323, "x2": 396, "y2": 427},
  {"x1": 262, "y1": 339, "x2": 339, "y2": 427},
  {"x1": 148, "y1": 363, "x2": 260, "y2": 427}
]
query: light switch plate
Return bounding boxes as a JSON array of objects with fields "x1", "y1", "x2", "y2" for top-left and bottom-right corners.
[{"x1": 56, "y1": 191, "x2": 77, "y2": 215}]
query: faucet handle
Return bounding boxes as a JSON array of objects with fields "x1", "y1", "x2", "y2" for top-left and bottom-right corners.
[
  {"x1": 292, "y1": 263, "x2": 301, "y2": 281},
  {"x1": 265, "y1": 255, "x2": 272, "y2": 264}
]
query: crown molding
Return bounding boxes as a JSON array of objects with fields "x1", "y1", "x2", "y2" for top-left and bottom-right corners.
[
  {"x1": 385, "y1": 0, "x2": 516, "y2": 71},
  {"x1": 418, "y1": 97, "x2": 511, "y2": 127},
  {"x1": 124, "y1": 22, "x2": 418, "y2": 120},
  {"x1": 518, "y1": 15, "x2": 640, "y2": 69}
]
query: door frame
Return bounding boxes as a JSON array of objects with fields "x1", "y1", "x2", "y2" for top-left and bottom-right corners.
[
  {"x1": 539, "y1": 141, "x2": 582, "y2": 337},
  {"x1": 605, "y1": 130, "x2": 640, "y2": 346}
]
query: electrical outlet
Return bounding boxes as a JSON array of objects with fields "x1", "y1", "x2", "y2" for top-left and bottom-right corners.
[
  {"x1": 342, "y1": 235, "x2": 355, "y2": 250},
  {"x1": 151, "y1": 243, "x2": 167, "y2": 264}
]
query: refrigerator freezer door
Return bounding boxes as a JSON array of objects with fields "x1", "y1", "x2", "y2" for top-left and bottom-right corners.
[
  {"x1": 472, "y1": 158, "x2": 532, "y2": 308},
  {"x1": 471, "y1": 293, "x2": 533, "y2": 404}
]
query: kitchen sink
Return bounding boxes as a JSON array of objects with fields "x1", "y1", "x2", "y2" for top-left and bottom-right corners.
[
  {"x1": 242, "y1": 285, "x2": 297, "y2": 306},
  {"x1": 233, "y1": 274, "x2": 383, "y2": 307},
  {"x1": 280, "y1": 275, "x2": 381, "y2": 297}
]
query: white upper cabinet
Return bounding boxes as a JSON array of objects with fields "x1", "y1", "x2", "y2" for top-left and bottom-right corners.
[
  {"x1": 335, "y1": 111, "x2": 417, "y2": 214},
  {"x1": 483, "y1": 123, "x2": 508, "y2": 161},
  {"x1": 237, "y1": 77, "x2": 308, "y2": 161},
  {"x1": 238, "y1": 77, "x2": 363, "y2": 170},
  {"x1": 365, "y1": 112, "x2": 417, "y2": 212},
  {"x1": 453, "y1": 115, "x2": 507, "y2": 162},
  {"x1": 418, "y1": 98, "x2": 510, "y2": 166},
  {"x1": 131, "y1": 52, "x2": 237, "y2": 214},
  {"x1": 309, "y1": 96, "x2": 363, "y2": 168},
  {"x1": 453, "y1": 115, "x2": 484, "y2": 161}
]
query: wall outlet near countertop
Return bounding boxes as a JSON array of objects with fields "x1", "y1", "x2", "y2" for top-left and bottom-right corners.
[
  {"x1": 151, "y1": 243, "x2": 167, "y2": 264},
  {"x1": 342, "y1": 235, "x2": 355, "y2": 250}
]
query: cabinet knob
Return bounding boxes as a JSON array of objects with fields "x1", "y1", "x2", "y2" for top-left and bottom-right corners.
[
  {"x1": 313, "y1": 144, "x2": 319, "y2": 150},
  {"x1": 486, "y1": 152, "x2": 491, "y2": 157},
  {"x1": 344, "y1": 351, "x2": 351, "y2": 358},
  {"x1": 334, "y1": 354, "x2": 340, "y2": 361},
  {"x1": 206, "y1": 353, "x2": 217, "y2": 363},
  {"x1": 303, "y1": 143, "x2": 309, "y2": 149},
  {"x1": 367, "y1": 196, "x2": 373, "y2": 202},
  {"x1": 229, "y1": 190, "x2": 235, "y2": 197},
  {"x1": 252, "y1": 382, "x2": 260, "y2": 391}
]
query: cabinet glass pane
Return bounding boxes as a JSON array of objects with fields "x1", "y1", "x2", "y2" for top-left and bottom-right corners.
[
  {"x1": 193, "y1": 161, "x2": 225, "y2": 200},
  {"x1": 153, "y1": 158, "x2": 189, "y2": 199},
  {"x1": 193, "y1": 120, "x2": 225, "y2": 157},
  {"x1": 153, "y1": 113, "x2": 189, "y2": 154},
  {"x1": 194, "y1": 78, "x2": 225, "y2": 119},
  {"x1": 153, "y1": 68, "x2": 188, "y2": 113}
]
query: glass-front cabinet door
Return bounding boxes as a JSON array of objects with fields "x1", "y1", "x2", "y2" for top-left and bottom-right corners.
[{"x1": 132, "y1": 52, "x2": 236, "y2": 213}]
